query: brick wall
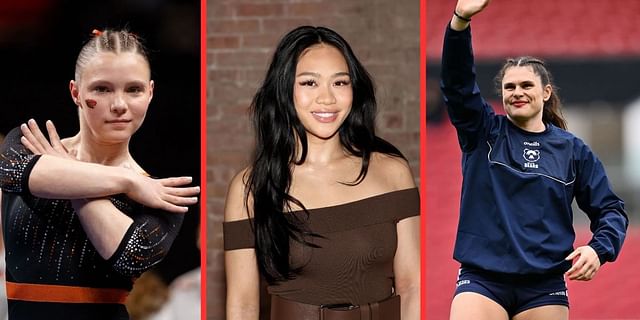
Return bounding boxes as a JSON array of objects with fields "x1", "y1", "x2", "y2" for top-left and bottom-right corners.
[{"x1": 207, "y1": 0, "x2": 419, "y2": 318}]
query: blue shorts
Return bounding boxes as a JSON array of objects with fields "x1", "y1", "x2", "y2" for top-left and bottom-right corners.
[{"x1": 454, "y1": 266, "x2": 569, "y2": 317}]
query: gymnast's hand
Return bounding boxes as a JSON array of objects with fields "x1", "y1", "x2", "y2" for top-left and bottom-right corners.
[
  {"x1": 565, "y1": 245, "x2": 601, "y2": 281},
  {"x1": 20, "y1": 119, "x2": 76, "y2": 160},
  {"x1": 20, "y1": 119, "x2": 199, "y2": 213},
  {"x1": 126, "y1": 174, "x2": 200, "y2": 213}
]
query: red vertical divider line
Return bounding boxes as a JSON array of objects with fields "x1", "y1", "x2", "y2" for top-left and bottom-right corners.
[
  {"x1": 200, "y1": 0, "x2": 207, "y2": 319},
  {"x1": 420, "y1": 0, "x2": 427, "y2": 318}
]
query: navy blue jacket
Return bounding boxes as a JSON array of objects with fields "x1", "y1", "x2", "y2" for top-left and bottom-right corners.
[{"x1": 440, "y1": 25, "x2": 628, "y2": 275}]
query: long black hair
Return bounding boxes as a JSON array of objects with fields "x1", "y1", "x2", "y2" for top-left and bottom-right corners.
[{"x1": 247, "y1": 26, "x2": 404, "y2": 283}]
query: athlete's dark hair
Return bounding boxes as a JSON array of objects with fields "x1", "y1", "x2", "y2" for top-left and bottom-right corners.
[
  {"x1": 495, "y1": 56, "x2": 567, "y2": 130},
  {"x1": 246, "y1": 25, "x2": 404, "y2": 283}
]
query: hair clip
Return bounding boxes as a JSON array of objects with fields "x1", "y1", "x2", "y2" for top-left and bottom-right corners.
[{"x1": 91, "y1": 29, "x2": 103, "y2": 37}]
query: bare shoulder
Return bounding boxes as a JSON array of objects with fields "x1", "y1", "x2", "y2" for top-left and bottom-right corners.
[
  {"x1": 60, "y1": 135, "x2": 79, "y2": 153},
  {"x1": 224, "y1": 167, "x2": 252, "y2": 222},
  {"x1": 369, "y1": 152, "x2": 416, "y2": 190}
]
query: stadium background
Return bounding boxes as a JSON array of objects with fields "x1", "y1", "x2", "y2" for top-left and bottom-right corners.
[{"x1": 427, "y1": 0, "x2": 640, "y2": 319}]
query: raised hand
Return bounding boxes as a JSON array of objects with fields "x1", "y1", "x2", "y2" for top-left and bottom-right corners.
[
  {"x1": 20, "y1": 119, "x2": 76, "y2": 160},
  {"x1": 565, "y1": 245, "x2": 601, "y2": 281},
  {"x1": 455, "y1": 0, "x2": 492, "y2": 19}
]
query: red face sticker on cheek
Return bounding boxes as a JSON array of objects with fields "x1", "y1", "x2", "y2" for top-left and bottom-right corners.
[{"x1": 85, "y1": 99, "x2": 97, "y2": 109}]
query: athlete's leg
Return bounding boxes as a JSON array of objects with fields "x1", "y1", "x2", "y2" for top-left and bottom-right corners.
[
  {"x1": 513, "y1": 305, "x2": 568, "y2": 320},
  {"x1": 450, "y1": 292, "x2": 509, "y2": 320}
]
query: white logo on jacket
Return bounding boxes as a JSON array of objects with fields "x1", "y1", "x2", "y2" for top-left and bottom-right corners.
[
  {"x1": 523, "y1": 148, "x2": 540, "y2": 168},
  {"x1": 524, "y1": 141, "x2": 540, "y2": 147}
]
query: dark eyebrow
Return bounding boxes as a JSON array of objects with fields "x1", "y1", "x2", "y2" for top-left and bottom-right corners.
[
  {"x1": 333, "y1": 72, "x2": 350, "y2": 77},
  {"x1": 296, "y1": 71, "x2": 350, "y2": 78},
  {"x1": 296, "y1": 72, "x2": 320, "y2": 77},
  {"x1": 503, "y1": 80, "x2": 535, "y2": 87}
]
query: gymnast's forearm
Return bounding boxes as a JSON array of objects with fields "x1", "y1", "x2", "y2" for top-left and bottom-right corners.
[
  {"x1": 28, "y1": 155, "x2": 135, "y2": 199},
  {"x1": 72, "y1": 198, "x2": 133, "y2": 259}
]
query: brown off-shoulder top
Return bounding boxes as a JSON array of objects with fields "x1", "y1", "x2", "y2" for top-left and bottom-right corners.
[{"x1": 223, "y1": 187, "x2": 420, "y2": 306}]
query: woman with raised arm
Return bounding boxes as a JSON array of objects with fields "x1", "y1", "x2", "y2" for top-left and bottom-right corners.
[
  {"x1": 441, "y1": 1, "x2": 628, "y2": 319},
  {"x1": 223, "y1": 26, "x2": 420, "y2": 320},
  {"x1": 0, "y1": 29, "x2": 199, "y2": 320}
]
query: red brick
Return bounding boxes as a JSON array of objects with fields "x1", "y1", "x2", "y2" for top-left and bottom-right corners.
[
  {"x1": 208, "y1": 114, "x2": 249, "y2": 134},
  {"x1": 211, "y1": 166, "x2": 239, "y2": 185},
  {"x1": 208, "y1": 35, "x2": 240, "y2": 49},
  {"x1": 208, "y1": 104, "x2": 221, "y2": 119},
  {"x1": 208, "y1": 19, "x2": 260, "y2": 35},
  {"x1": 380, "y1": 111, "x2": 404, "y2": 130},
  {"x1": 236, "y1": 3, "x2": 284, "y2": 17},
  {"x1": 208, "y1": 3, "x2": 234, "y2": 18},
  {"x1": 241, "y1": 34, "x2": 279, "y2": 49},
  {"x1": 208, "y1": 150, "x2": 252, "y2": 165},
  {"x1": 209, "y1": 69, "x2": 241, "y2": 83},
  {"x1": 240, "y1": 69, "x2": 268, "y2": 87},
  {"x1": 286, "y1": 3, "x2": 332, "y2": 17},
  {"x1": 381, "y1": 132, "x2": 420, "y2": 148},
  {"x1": 219, "y1": 103, "x2": 251, "y2": 117},
  {"x1": 214, "y1": 50, "x2": 269, "y2": 68},
  {"x1": 334, "y1": 1, "x2": 367, "y2": 15},
  {"x1": 260, "y1": 18, "x2": 313, "y2": 35},
  {"x1": 206, "y1": 52, "x2": 216, "y2": 66},
  {"x1": 209, "y1": 183, "x2": 233, "y2": 198},
  {"x1": 208, "y1": 132, "x2": 252, "y2": 151},
  {"x1": 210, "y1": 83, "x2": 256, "y2": 104}
]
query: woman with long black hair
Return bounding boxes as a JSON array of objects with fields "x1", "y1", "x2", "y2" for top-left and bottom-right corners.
[{"x1": 223, "y1": 26, "x2": 420, "y2": 320}]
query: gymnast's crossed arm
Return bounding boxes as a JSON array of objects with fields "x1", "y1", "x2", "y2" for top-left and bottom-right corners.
[{"x1": 0, "y1": 120, "x2": 199, "y2": 276}]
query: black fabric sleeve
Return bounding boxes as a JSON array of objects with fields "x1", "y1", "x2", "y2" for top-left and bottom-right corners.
[
  {"x1": 0, "y1": 126, "x2": 42, "y2": 194},
  {"x1": 107, "y1": 202, "x2": 185, "y2": 277}
]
